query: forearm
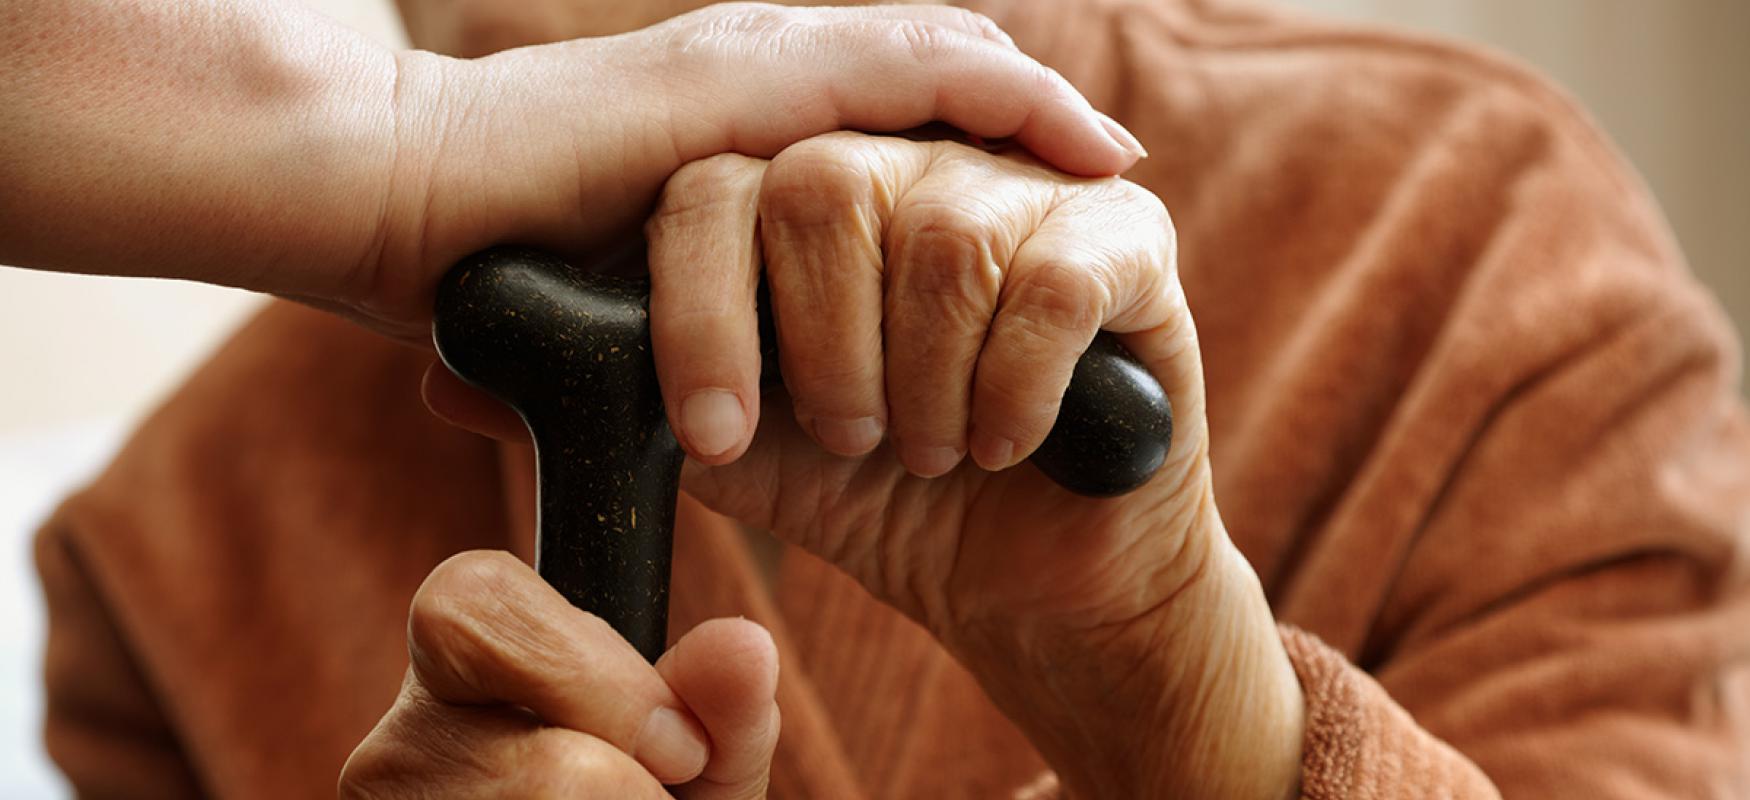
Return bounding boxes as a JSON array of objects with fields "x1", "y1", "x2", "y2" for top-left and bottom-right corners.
[
  {"x1": 0, "y1": 0, "x2": 398, "y2": 302},
  {"x1": 1011, "y1": 542, "x2": 1304, "y2": 799},
  {"x1": 947, "y1": 497, "x2": 1305, "y2": 800}
]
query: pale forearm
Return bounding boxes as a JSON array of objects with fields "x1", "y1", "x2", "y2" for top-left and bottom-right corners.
[{"x1": 0, "y1": 0, "x2": 397, "y2": 301}]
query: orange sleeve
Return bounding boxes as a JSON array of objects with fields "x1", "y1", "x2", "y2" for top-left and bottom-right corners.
[{"x1": 1283, "y1": 625, "x2": 1499, "y2": 798}]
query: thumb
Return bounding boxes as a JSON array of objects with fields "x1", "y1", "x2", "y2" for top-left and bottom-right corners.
[{"x1": 659, "y1": 618, "x2": 782, "y2": 800}]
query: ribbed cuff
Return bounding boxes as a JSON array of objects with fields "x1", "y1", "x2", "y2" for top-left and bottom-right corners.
[{"x1": 1278, "y1": 625, "x2": 1500, "y2": 799}]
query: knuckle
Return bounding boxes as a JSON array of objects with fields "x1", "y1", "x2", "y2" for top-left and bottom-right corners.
[
  {"x1": 972, "y1": 14, "x2": 1010, "y2": 44},
  {"x1": 892, "y1": 201, "x2": 991, "y2": 263},
  {"x1": 666, "y1": 153, "x2": 763, "y2": 198},
  {"x1": 694, "y1": 2, "x2": 789, "y2": 31},
  {"x1": 414, "y1": 552, "x2": 518, "y2": 626},
  {"x1": 1117, "y1": 179, "x2": 1168, "y2": 219},
  {"x1": 405, "y1": 598, "x2": 481, "y2": 686},
  {"x1": 734, "y1": 2, "x2": 792, "y2": 25},
  {"x1": 337, "y1": 748, "x2": 391, "y2": 800},
  {"x1": 407, "y1": 553, "x2": 521, "y2": 682},
  {"x1": 930, "y1": 7, "x2": 1013, "y2": 46},
  {"x1": 651, "y1": 153, "x2": 764, "y2": 229},
  {"x1": 1103, "y1": 182, "x2": 1180, "y2": 316},
  {"x1": 761, "y1": 140, "x2": 871, "y2": 224},
  {"x1": 432, "y1": 549, "x2": 523, "y2": 588},
  {"x1": 1099, "y1": 179, "x2": 1175, "y2": 251},
  {"x1": 520, "y1": 732, "x2": 636, "y2": 797},
  {"x1": 1130, "y1": 184, "x2": 1178, "y2": 251},
  {"x1": 948, "y1": 7, "x2": 1001, "y2": 36},
  {"x1": 896, "y1": 204, "x2": 987, "y2": 261},
  {"x1": 890, "y1": 211, "x2": 1002, "y2": 323},
  {"x1": 1005, "y1": 261, "x2": 1109, "y2": 336},
  {"x1": 1152, "y1": 207, "x2": 1180, "y2": 268},
  {"x1": 889, "y1": 20, "x2": 957, "y2": 65},
  {"x1": 338, "y1": 720, "x2": 438, "y2": 800},
  {"x1": 662, "y1": 3, "x2": 795, "y2": 68},
  {"x1": 521, "y1": 729, "x2": 592, "y2": 775}
]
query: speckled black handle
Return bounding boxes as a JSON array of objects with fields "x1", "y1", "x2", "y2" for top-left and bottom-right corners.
[{"x1": 432, "y1": 246, "x2": 1172, "y2": 661}]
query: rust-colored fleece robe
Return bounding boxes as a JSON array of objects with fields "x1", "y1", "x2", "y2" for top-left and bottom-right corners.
[{"x1": 33, "y1": 0, "x2": 1750, "y2": 796}]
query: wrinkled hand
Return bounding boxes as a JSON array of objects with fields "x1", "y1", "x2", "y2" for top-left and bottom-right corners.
[
  {"x1": 671, "y1": 134, "x2": 1300, "y2": 798},
  {"x1": 428, "y1": 132, "x2": 1302, "y2": 798},
  {"x1": 350, "y1": 3, "x2": 1145, "y2": 342},
  {"x1": 340, "y1": 552, "x2": 779, "y2": 799}
]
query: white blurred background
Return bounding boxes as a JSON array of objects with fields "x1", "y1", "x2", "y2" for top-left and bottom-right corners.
[{"x1": 1, "y1": 1, "x2": 1745, "y2": 796}]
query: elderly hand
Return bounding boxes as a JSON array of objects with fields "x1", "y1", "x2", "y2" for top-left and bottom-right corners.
[
  {"x1": 429, "y1": 132, "x2": 1303, "y2": 798},
  {"x1": 340, "y1": 551, "x2": 779, "y2": 799}
]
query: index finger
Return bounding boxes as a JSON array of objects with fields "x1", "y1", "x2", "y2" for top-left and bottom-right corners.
[
  {"x1": 647, "y1": 153, "x2": 769, "y2": 465},
  {"x1": 665, "y1": 6, "x2": 1145, "y2": 177}
]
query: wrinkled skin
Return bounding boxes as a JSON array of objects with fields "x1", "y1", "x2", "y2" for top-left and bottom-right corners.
[
  {"x1": 660, "y1": 137, "x2": 1302, "y2": 800},
  {"x1": 424, "y1": 133, "x2": 1305, "y2": 799},
  {"x1": 341, "y1": 552, "x2": 782, "y2": 799}
]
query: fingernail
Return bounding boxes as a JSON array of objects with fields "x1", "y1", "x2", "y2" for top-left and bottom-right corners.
[
  {"x1": 680, "y1": 389, "x2": 745, "y2": 457},
  {"x1": 906, "y1": 445, "x2": 964, "y2": 478},
  {"x1": 971, "y1": 432, "x2": 1016, "y2": 471},
  {"x1": 637, "y1": 706, "x2": 710, "y2": 783},
  {"x1": 813, "y1": 416, "x2": 884, "y2": 455},
  {"x1": 1095, "y1": 111, "x2": 1148, "y2": 159}
]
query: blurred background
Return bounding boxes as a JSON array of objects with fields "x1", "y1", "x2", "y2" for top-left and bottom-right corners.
[{"x1": 0, "y1": 0, "x2": 1745, "y2": 795}]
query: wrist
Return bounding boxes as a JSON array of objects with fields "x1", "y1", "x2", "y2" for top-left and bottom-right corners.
[
  {"x1": 960, "y1": 529, "x2": 1303, "y2": 799},
  {"x1": 1139, "y1": 540, "x2": 1304, "y2": 800},
  {"x1": 333, "y1": 46, "x2": 460, "y2": 341},
  {"x1": 354, "y1": 39, "x2": 652, "y2": 342}
]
